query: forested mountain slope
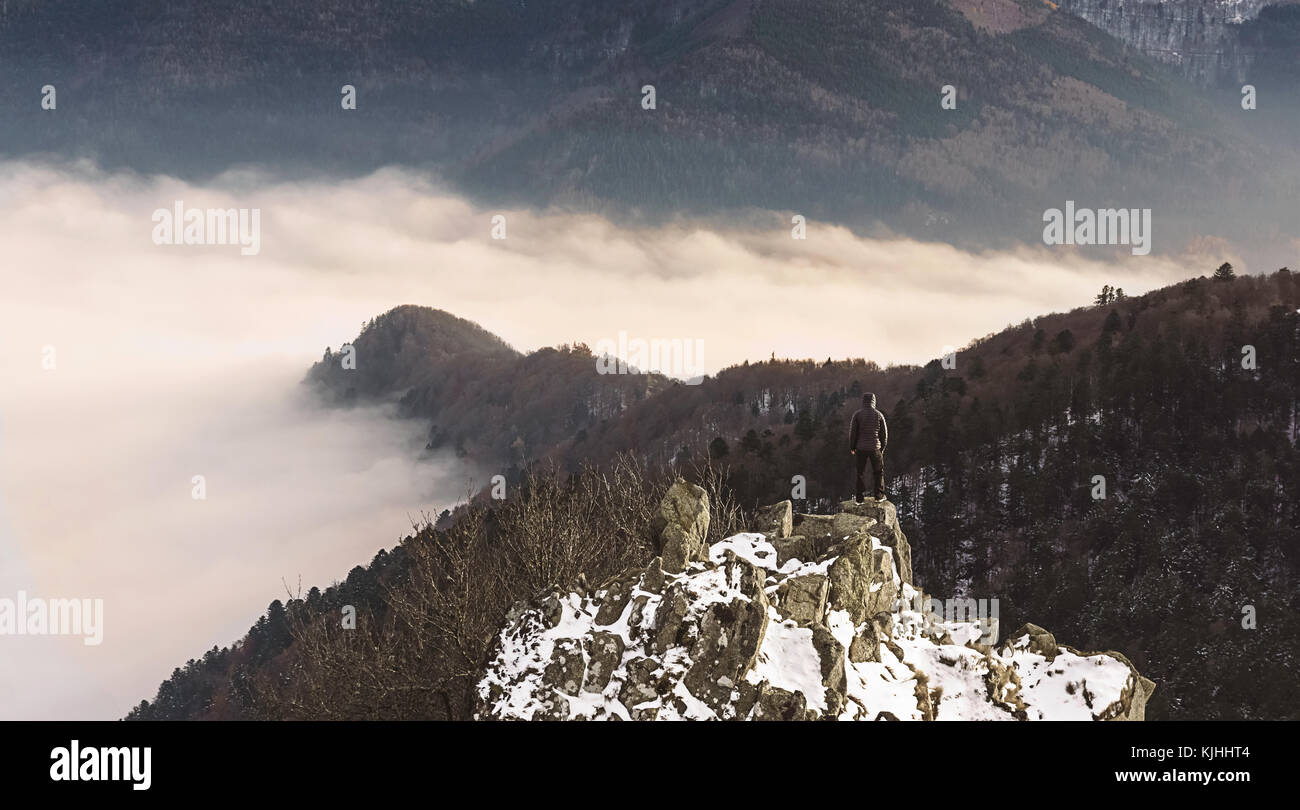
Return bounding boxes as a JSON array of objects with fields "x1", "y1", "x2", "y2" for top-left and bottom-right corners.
[
  {"x1": 130, "y1": 268, "x2": 1299, "y2": 720},
  {"x1": 3, "y1": 0, "x2": 1298, "y2": 248}
]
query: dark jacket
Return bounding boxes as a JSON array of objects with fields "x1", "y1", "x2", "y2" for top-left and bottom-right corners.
[{"x1": 849, "y1": 393, "x2": 888, "y2": 452}]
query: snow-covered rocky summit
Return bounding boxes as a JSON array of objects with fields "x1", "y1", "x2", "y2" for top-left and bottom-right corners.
[{"x1": 476, "y1": 481, "x2": 1156, "y2": 720}]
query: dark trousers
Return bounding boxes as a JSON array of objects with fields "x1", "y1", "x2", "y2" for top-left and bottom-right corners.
[{"x1": 854, "y1": 449, "x2": 885, "y2": 500}]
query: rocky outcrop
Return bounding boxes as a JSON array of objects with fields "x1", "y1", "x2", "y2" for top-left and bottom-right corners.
[
  {"x1": 651, "y1": 479, "x2": 711, "y2": 573},
  {"x1": 476, "y1": 489, "x2": 1155, "y2": 721}
]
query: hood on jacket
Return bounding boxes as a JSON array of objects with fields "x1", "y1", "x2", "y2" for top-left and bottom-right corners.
[{"x1": 862, "y1": 392, "x2": 876, "y2": 408}]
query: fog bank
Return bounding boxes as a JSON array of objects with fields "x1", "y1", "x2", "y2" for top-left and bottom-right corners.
[{"x1": 0, "y1": 161, "x2": 1206, "y2": 718}]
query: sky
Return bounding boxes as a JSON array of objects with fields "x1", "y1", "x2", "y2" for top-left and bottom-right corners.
[{"x1": 0, "y1": 160, "x2": 1215, "y2": 719}]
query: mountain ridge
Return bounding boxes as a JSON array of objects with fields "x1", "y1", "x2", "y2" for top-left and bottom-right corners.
[
  {"x1": 306, "y1": 268, "x2": 1298, "y2": 487},
  {"x1": 119, "y1": 266, "x2": 1295, "y2": 722},
  {"x1": 3, "y1": 0, "x2": 1298, "y2": 251}
]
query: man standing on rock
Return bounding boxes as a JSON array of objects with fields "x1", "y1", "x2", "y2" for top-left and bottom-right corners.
[{"x1": 849, "y1": 392, "x2": 888, "y2": 503}]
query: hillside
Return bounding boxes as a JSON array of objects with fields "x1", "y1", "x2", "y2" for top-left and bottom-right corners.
[
  {"x1": 129, "y1": 267, "x2": 1299, "y2": 720},
  {"x1": 2, "y1": 0, "x2": 1299, "y2": 249},
  {"x1": 308, "y1": 305, "x2": 518, "y2": 400},
  {"x1": 304, "y1": 305, "x2": 666, "y2": 464}
]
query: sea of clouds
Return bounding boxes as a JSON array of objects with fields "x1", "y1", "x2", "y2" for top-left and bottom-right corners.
[{"x1": 0, "y1": 161, "x2": 1207, "y2": 719}]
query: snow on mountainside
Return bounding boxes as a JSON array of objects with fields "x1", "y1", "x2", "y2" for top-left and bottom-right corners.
[{"x1": 476, "y1": 482, "x2": 1156, "y2": 720}]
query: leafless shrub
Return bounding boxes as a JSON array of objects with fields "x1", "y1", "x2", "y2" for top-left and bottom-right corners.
[
  {"x1": 248, "y1": 453, "x2": 714, "y2": 720},
  {"x1": 688, "y1": 455, "x2": 750, "y2": 542}
]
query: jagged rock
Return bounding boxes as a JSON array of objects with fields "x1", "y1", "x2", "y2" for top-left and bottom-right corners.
[
  {"x1": 733, "y1": 680, "x2": 760, "y2": 719},
  {"x1": 681, "y1": 555, "x2": 771, "y2": 714},
  {"x1": 884, "y1": 638, "x2": 907, "y2": 664},
  {"x1": 872, "y1": 611, "x2": 894, "y2": 640},
  {"x1": 541, "y1": 638, "x2": 584, "y2": 696},
  {"x1": 913, "y1": 670, "x2": 936, "y2": 721},
  {"x1": 1131, "y1": 678, "x2": 1158, "y2": 721},
  {"x1": 625, "y1": 595, "x2": 651, "y2": 643},
  {"x1": 594, "y1": 575, "x2": 635, "y2": 626},
  {"x1": 653, "y1": 479, "x2": 711, "y2": 573},
  {"x1": 775, "y1": 572, "x2": 828, "y2": 626},
  {"x1": 849, "y1": 620, "x2": 879, "y2": 663},
  {"x1": 999, "y1": 628, "x2": 1159, "y2": 721},
  {"x1": 538, "y1": 591, "x2": 564, "y2": 628},
  {"x1": 790, "y1": 510, "x2": 876, "y2": 542},
  {"x1": 651, "y1": 581, "x2": 692, "y2": 654},
  {"x1": 681, "y1": 556, "x2": 769, "y2": 707},
  {"x1": 1061, "y1": 645, "x2": 1157, "y2": 722},
  {"x1": 1009, "y1": 623, "x2": 1059, "y2": 659},
  {"x1": 832, "y1": 512, "x2": 876, "y2": 539},
  {"x1": 531, "y1": 690, "x2": 570, "y2": 721},
  {"x1": 754, "y1": 685, "x2": 809, "y2": 721},
  {"x1": 792, "y1": 513, "x2": 835, "y2": 540},
  {"x1": 771, "y1": 534, "x2": 815, "y2": 567},
  {"x1": 839, "y1": 499, "x2": 913, "y2": 584},
  {"x1": 476, "y1": 501, "x2": 1153, "y2": 722},
  {"x1": 683, "y1": 593, "x2": 769, "y2": 712},
  {"x1": 582, "y1": 632, "x2": 625, "y2": 693},
  {"x1": 641, "y1": 557, "x2": 665, "y2": 594},
  {"x1": 630, "y1": 705, "x2": 660, "y2": 721},
  {"x1": 810, "y1": 623, "x2": 847, "y2": 717},
  {"x1": 618, "y1": 657, "x2": 666, "y2": 714},
  {"x1": 752, "y1": 500, "x2": 793, "y2": 539},
  {"x1": 726, "y1": 549, "x2": 768, "y2": 592},
  {"x1": 827, "y1": 531, "x2": 898, "y2": 622},
  {"x1": 984, "y1": 652, "x2": 1028, "y2": 719}
]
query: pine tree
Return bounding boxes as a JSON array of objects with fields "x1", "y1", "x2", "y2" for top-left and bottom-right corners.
[
  {"x1": 1214, "y1": 262, "x2": 1236, "y2": 281},
  {"x1": 708, "y1": 436, "x2": 729, "y2": 459},
  {"x1": 794, "y1": 410, "x2": 816, "y2": 442}
]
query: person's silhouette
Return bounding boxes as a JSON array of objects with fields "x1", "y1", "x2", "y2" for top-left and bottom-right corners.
[{"x1": 849, "y1": 392, "x2": 888, "y2": 502}]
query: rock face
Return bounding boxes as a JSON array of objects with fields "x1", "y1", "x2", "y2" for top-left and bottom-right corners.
[
  {"x1": 1057, "y1": 0, "x2": 1284, "y2": 86},
  {"x1": 476, "y1": 492, "x2": 1155, "y2": 721}
]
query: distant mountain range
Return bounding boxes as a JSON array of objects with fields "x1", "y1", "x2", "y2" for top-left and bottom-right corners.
[{"x1": 4, "y1": 0, "x2": 1299, "y2": 251}]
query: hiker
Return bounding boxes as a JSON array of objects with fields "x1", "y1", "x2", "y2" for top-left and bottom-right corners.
[{"x1": 849, "y1": 392, "x2": 888, "y2": 503}]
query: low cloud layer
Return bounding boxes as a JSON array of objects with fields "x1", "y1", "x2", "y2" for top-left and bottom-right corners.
[{"x1": 0, "y1": 161, "x2": 1203, "y2": 718}]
